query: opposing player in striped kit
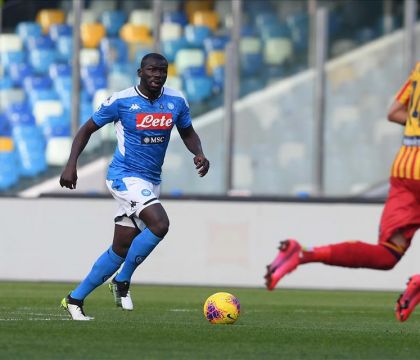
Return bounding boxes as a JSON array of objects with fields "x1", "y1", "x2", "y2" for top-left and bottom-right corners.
[
  {"x1": 265, "y1": 63, "x2": 420, "y2": 322},
  {"x1": 59, "y1": 53, "x2": 210, "y2": 320}
]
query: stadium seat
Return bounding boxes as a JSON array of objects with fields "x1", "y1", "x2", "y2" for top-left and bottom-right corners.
[
  {"x1": 160, "y1": 22, "x2": 183, "y2": 41},
  {"x1": 0, "y1": 152, "x2": 19, "y2": 190},
  {"x1": 185, "y1": 25, "x2": 212, "y2": 47},
  {"x1": 120, "y1": 24, "x2": 152, "y2": 45},
  {"x1": 0, "y1": 136, "x2": 14, "y2": 152},
  {"x1": 32, "y1": 99, "x2": 64, "y2": 125},
  {"x1": 165, "y1": 76, "x2": 183, "y2": 91},
  {"x1": 28, "y1": 89, "x2": 59, "y2": 107},
  {"x1": 23, "y1": 75, "x2": 52, "y2": 92},
  {"x1": 16, "y1": 22, "x2": 42, "y2": 40},
  {"x1": 108, "y1": 71, "x2": 134, "y2": 92},
  {"x1": 175, "y1": 48, "x2": 205, "y2": 75},
  {"x1": 90, "y1": 0, "x2": 117, "y2": 16},
  {"x1": 99, "y1": 38, "x2": 129, "y2": 68},
  {"x1": 161, "y1": 37, "x2": 189, "y2": 63},
  {"x1": 212, "y1": 65, "x2": 225, "y2": 93},
  {"x1": 240, "y1": 37, "x2": 263, "y2": 76},
  {"x1": 162, "y1": 10, "x2": 188, "y2": 27},
  {"x1": 184, "y1": 0, "x2": 214, "y2": 22},
  {"x1": 286, "y1": 12, "x2": 309, "y2": 52},
  {"x1": 128, "y1": 9, "x2": 153, "y2": 30},
  {"x1": 81, "y1": 64, "x2": 107, "y2": 82},
  {"x1": 0, "y1": 76, "x2": 13, "y2": 89},
  {"x1": 263, "y1": 37, "x2": 293, "y2": 65},
  {"x1": 259, "y1": 23, "x2": 291, "y2": 41},
  {"x1": 8, "y1": 63, "x2": 34, "y2": 86},
  {"x1": 0, "y1": 114, "x2": 12, "y2": 136},
  {"x1": 36, "y1": 9, "x2": 65, "y2": 33},
  {"x1": 49, "y1": 63, "x2": 72, "y2": 78},
  {"x1": 183, "y1": 75, "x2": 213, "y2": 103},
  {"x1": 12, "y1": 125, "x2": 47, "y2": 177},
  {"x1": 101, "y1": 10, "x2": 127, "y2": 37},
  {"x1": 80, "y1": 48, "x2": 101, "y2": 67},
  {"x1": 41, "y1": 114, "x2": 71, "y2": 139},
  {"x1": 0, "y1": 89, "x2": 25, "y2": 112},
  {"x1": 191, "y1": 11, "x2": 219, "y2": 32},
  {"x1": 81, "y1": 23, "x2": 106, "y2": 49},
  {"x1": 0, "y1": 34, "x2": 23, "y2": 52},
  {"x1": 49, "y1": 24, "x2": 72, "y2": 42},
  {"x1": 203, "y1": 35, "x2": 229, "y2": 53},
  {"x1": 6, "y1": 103, "x2": 36, "y2": 127},
  {"x1": 66, "y1": 9, "x2": 97, "y2": 25},
  {"x1": 83, "y1": 77, "x2": 107, "y2": 98},
  {"x1": 207, "y1": 50, "x2": 225, "y2": 74},
  {"x1": 56, "y1": 35, "x2": 73, "y2": 61},
  {"x1": 29, "y1": 49, "x2": 58, "y2": 74},
  {"x1": 26, "y1": 34, "x2": 55, "y2": 50},
  {"x1": 1, "y1": 50, "x2": 25, "y2": 71}
]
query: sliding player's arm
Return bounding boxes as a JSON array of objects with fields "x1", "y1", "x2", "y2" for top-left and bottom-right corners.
[{"x1": 387, "y1": 100, "x2": 408, "y2": 126}]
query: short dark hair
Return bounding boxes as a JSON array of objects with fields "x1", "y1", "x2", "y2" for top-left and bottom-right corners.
[{"x1": 140, "y1": 53, "x2": 168, "y2": 68}]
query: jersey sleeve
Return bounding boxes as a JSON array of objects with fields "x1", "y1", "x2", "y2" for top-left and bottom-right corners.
[
  {"x1": 92, "y1": 94, "x2": 119, "y2": 127},
  {"x1": 177, "y1": 96, "x2": 192, "y2": 129},
  {"x1": 395, "y1": 78, "x2": 412, "y2": 107}
]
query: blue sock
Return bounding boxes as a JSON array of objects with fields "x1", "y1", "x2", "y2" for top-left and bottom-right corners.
[
  {"x1": 115, "y1": 228, "x2": 162, "y2": 283},
  {"x1": 71, "y1": 247, "x2": 124, "y2": 300}
]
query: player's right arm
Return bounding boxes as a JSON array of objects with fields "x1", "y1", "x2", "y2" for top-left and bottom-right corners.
[
  {"x1": 387, "y1": 99, "x2": 408, "y2": 126},
  {"x1": 59, "y1": 119, "x2": 100, "y2": 189}
]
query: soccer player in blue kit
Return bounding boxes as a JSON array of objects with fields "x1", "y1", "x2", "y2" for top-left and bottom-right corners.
[{"x1": 59, "y1": 53, "x2": 210, "y2": 320}]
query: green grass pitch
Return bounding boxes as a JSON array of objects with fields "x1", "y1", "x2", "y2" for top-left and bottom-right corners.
[{"x1": 0, "y1": 282, "x2": 419, "y2": 359}]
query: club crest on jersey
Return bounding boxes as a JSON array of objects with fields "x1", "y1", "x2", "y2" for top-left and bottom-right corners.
[{"x1": 136, "y1": 113, "x2": 173, "y2": 130}]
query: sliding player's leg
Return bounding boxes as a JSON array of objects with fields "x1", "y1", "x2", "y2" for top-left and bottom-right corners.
[{"x1": 396, "y1": 274, "x2": 420, "y2": 322}]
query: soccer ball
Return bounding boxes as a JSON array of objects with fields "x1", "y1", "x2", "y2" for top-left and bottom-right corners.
[{"x1": 203, "y1": 292, "x2": 240, "y2": 324}]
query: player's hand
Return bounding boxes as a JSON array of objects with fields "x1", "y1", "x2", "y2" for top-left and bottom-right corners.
[
  {"x1": 59, "y1": 165, "x2": 78, "y2": 189},
  {"x1": 194, "y1": 154, "x2": 210, "y2": 177}
]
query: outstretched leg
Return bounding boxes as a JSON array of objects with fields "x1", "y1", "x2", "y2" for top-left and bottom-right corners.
[{"x1": 396, "y1": 274, "x2": 420, "y2": 322}]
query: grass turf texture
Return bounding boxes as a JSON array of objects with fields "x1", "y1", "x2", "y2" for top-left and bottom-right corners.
[{"x1": 0, "y1": 282, "x2": 419, "y2": 359}]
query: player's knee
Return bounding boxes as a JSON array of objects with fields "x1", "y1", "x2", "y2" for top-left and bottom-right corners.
[
  {"x1": 149, "y1": 218, "x2": 170, "y2": 238},
  {"x1": 380, "y1": 256, "x2": 400, "y2": 270}
]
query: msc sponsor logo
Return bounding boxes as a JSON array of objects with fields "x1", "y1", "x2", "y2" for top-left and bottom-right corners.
[
  {"x1": 136, "y1": 113, "x2": 173, "y2": 130},
  {"x1": 141, "y1": 135, "x2": 167, "y2": 145}
]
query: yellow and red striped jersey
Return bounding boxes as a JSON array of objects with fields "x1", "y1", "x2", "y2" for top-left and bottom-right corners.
[{"x1": 391, "y1": 62, "x2": 420, "y2": 179}]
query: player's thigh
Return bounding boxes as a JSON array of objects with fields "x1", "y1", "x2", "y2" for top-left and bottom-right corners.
[
  {"x1": 139, "y1": 203, "x2": 170, "y2": 237},
  {"x1": 112, "y1": 224, "x2": 139, "y2": 255}
]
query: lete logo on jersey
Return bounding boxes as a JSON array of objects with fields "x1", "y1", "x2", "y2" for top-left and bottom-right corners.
[{"x1": 136, "y1": 113, "x2": 173, "y2": 130}]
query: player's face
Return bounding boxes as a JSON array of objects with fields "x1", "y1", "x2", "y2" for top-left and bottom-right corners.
[{"x1": 139, "y1": 59, "x2": 168, "y2": 94}]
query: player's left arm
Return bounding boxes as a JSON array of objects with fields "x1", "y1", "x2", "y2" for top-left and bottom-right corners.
[
  {"x1": 177, "y1": 125, "x2": 210, "y2": 177},
  {"x1": 387, "y1": 99, "x2": 408, "y2": 126}
]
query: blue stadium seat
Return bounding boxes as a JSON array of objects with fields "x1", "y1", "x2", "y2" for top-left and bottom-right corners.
[
  {"x1": 203, "y1": 35, "x2": 229, "y2": 53},
  {"x1": 184, "y1": 25, "x2": 211, "y2": 47},
  {"x1": 29, "y1": 49, "x2": 58, "y2": 74},
  {"x1": 182, "y1": 66, "x2": 207, "y2": 78},
  {"x1": 16, "y1": 21, "x2": 42, "y2": 40},
  {"x1": 183, "y1": 76, "x2": 213, "y2": 103},
  {"x1": 81, "y1": 64, "x2": 107, "y2": 82},
  {"x1": 161, "y1": 37, "x2": 189, "y2": 63},
  {"x1": 56, "y1": 36, "x2": 73, "y2": 62},
  {"x1": 240, "y1": 25, "x2": 257, "y2": 37},
  {"x1": 28, "y1": 89, "x2": 59, "y2": 107},
  {"x1": 259, "y1": 23, "x2": 291, "y2": 40},
  {"x1": 1, "y1": 50, "x2": 25, "y2": 71},
  {"x1": 254, "y1": 13, "x2": 280, "y2": 32},
  {"x1": 0, "y1": 152, "x2": 19, "y2": 190},
  {"x1": 23, "y1": 75, "x2": 53, "y2": 92},
  {"x1": 9, "y1": 62, "x2": 34, "y2": 86},
  {"x1": 49, "y1": 62, "x2": 72, "y2": 78},
  {"x1": 99, "y1": 37, "x2": 129, "y2": 68},
  {"x1": 6, "y1": 103, "x2": 36, "y2": 127},
  {"x1": 101, "y1": 10, "x2": 127, "y2": 37},
  {"x1": 0, "y1": 114, "x2": 12, "y2": 136},
  {"x1": 162, "y1": 10, "x2": 188, "y2": 27},
  {"x1": 12, "y1": 125, "x2": 47, "y2": 177},
  {"x1": 0, "y1": 76, "x2": 13, "y2": 89},
  {"x1": 49, "y1": 24, "x2": 72, "y2": 42},
  {"x1": 212, "y1": 65, "x2": 224, "y2": 93},
  {"x1": 83, "y1": 77, "x2": 107, "y2": 98},
  {"x1": 286, "y1": 12, "x2": 309, "y2": 52},
  {"x1": 26, "y1": 34, "x2": 55, "y2": 50},
  {"x1": 241, "y1": 52, "x2": 263, "y2": 76},
  {"x1": 41, "y1": 115, "x2": 71, "y2": 139}
]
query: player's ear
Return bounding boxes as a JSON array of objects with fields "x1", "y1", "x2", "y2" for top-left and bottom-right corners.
[{"x1": 137, "y1": 68, "x2": 142, "y2": 77}]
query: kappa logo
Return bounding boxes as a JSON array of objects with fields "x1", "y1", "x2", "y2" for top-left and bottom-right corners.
[
  {"x1": 136, "y1": 113, "x2": 173, "y2": 130},
  {"x1": 129, "y1": 104, "x2": 141, "y2": 111}
]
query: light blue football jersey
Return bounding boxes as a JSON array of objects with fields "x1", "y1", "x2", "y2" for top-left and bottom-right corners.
[{"x1": 92, "y1": 86, "x2": 192, "y2": 184}]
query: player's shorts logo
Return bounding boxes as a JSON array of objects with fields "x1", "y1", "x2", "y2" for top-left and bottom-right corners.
[
  {"x1": 141, "y1": 189, "x2": 151, "y2": 196},
  {"x1": 136, "y1": 113, "x2": 173, "y2": 130},
  {"x1": 135, "y1": 256, "x2": 145, "y2": 265}
]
